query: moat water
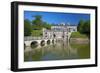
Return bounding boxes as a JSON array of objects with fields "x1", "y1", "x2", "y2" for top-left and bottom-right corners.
[{"x1": 24, "y1": 40, "x2": 90, "y2": 61}]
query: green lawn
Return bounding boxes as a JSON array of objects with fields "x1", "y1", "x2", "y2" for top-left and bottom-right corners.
[
  {"x1": 31, "y1": 30, "x2": 43, "y2": 37},
  {"x1": 71, "y1": 32, "x2": 87, "y2": 38}
]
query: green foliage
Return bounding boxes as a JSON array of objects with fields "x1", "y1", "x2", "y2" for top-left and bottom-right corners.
[
  {"x1": 42, "y1": 22, "x2": 52, "y2": 29},
  {"x1": 82, "y1": 20, "x2": 90, "y2": 38},
  {"x1": 32, "y1": 15, "x2": 51, "y2": 30},
  {"x1": 71, "y1": 32, "x2": 87, "y2": 38},
  {"x1": 32, "y1": 15, "x2": 43, "y2": 30},
  {"x1": 77, "y1": 20, "x2": 85, "y2": 33},
  {"x1": 31, "y1": 30, "x2": 43, "y2": 37},
  {"x1": 24, "y1": 15, "x2": 52, "y2": 37},
  {"x1": 32, "y1": 25, "x2": 43, "y2": 30},
  {"x1": 32, "y1": 15, "x2": 43, "y2": 26},
  {"x1": 24, "y1": 19, "x2": 32, "y2": 36},
  {"x1": 77, "y1": 20, "x2": 90, "y2": 38}
]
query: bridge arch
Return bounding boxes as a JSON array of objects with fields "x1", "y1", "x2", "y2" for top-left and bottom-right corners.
[
  {"x1": 40, "y1": 40, "x2": 45, "y2": 46},
  {"x1": 47, "y1": 40, "x2": 51, "y2": 45},
  {"x1": 31, "y1": 41, "x2": 38, "y2": 48},
  {"x1": 52, "y1": 39, "x2": 55, "y2": 44}
]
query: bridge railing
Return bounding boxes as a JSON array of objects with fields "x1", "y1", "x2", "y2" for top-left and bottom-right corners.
[
  {"x1": 24, "y1": 36, "x2": 43, "y2": 41},
  {"x1": 24, "y1": 36, "x2": 53, "y2": 41}
]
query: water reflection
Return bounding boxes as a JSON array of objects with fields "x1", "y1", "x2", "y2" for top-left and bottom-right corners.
[{"x1": 24, "y1": 40, "x2": 90, "y2": 61}]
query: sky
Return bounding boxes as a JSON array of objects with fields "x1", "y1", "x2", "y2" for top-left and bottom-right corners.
[{"x1": 24, "y1": 11, "x2": 90, "y2": 25}]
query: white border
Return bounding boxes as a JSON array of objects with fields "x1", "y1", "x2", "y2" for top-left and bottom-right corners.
[{"x1": 18, "y1": 5, "x2": 96, "y2": 68}]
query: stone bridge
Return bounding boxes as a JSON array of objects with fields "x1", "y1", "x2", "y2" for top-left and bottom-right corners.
[
  {"x1": 24, "y1": 31, "x2": 72, "y2": 48},
  {"x1": 24, "y1": 37, "x2": 56, "y2": 48}
]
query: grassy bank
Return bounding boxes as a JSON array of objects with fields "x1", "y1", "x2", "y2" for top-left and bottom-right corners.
[{"x1": 71, "y1": 32, "x2": 87, "y2": 38}]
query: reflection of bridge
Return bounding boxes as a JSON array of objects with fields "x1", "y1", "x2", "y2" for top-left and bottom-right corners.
[{"x1": 24, "y1": 37, "x2": 56, "y2": 47}]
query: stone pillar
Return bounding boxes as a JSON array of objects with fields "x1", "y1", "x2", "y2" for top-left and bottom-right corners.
[{"x1": 42, "y1": 28, "x2": 46, "y2": 39}]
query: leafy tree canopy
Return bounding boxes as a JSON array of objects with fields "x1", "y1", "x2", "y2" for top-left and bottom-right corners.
[
  {"x1": 77, "y1": 20, "x2": 90, "y2": 38},
  {"x1": 24, "y1": 19, "x2": 32, "y2": 36},
  {"x1": 32, "y1": 15, "x2": 51, "y2": 30}
]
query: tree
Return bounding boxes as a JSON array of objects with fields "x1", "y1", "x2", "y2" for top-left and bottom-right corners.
[
  {"x1": 82, "y1": 20, "x2": 90, "y2": 38},
  {"x1": 24, "y1": 19, "x2": 32, "y2": 36},
  {"x1": 77, "y1": 20, "x2": 85, "y2": 33},
  {"x1": 32, "y1": 15, "x2": 43, "y2": 30},
  {"x1": 32, "y1": 15, "x2": 51, "y2": 30},
  {"x1": 42, "y1": 22, "x2": 51, "y2": 29},
  {"x1": 77, "y1": 20, "x2": 90, "y2": 38}
]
